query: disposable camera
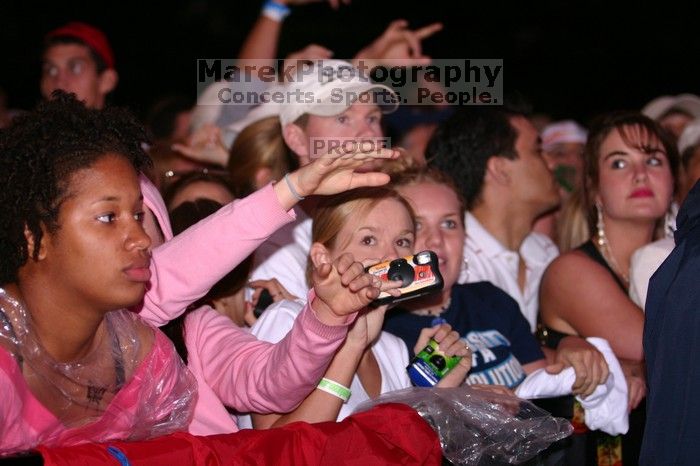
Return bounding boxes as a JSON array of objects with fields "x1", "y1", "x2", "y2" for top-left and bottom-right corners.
[
  {"x1": 365, "y1": 250, "x2": 443, "y2": 306},
  {"x1": 407, "y1": 338, "x2": 462, "y2": 387}
]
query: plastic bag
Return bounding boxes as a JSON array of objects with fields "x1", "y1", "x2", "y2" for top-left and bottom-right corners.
[
  {"x1": 0, "y1": 288, "x2": 197, "y2": 455},
  {"x1": 354, "y1": 385, "x2": 573, "y2": 465}
]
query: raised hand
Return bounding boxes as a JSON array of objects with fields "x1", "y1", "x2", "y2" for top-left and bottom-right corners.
[
  {"x1": 171, "y1": 123, "x2": 229, "y2": 167},
  {"x1": 354, "y1": 19, "x2": 443, "y2": 69},
  {"x1": 287, "y1": 145, "x2": 401, "y2": 198},
  {"x1": 310, "y1": 253, "x2": 382, "y2": 326}
]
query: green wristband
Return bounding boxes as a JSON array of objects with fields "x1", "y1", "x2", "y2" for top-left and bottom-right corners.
[{"x1": 317, "y1": 377, "x2": 351, "y2": 402}]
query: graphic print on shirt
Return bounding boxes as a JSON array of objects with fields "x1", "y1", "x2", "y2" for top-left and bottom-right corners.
[{"x1": 464, "y1": 330, "x2": 526, "y2": 388}]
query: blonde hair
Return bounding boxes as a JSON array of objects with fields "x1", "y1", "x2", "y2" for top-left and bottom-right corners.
[
  {"x1": 227, "y1": 116, "x2": 297, "y2": 196},
  {"x1": 556, "y1": 188, "x2": 590, "y2": 253},
  {"x1": 305, "y1": 187, "x2": 415, "y2": 286}
]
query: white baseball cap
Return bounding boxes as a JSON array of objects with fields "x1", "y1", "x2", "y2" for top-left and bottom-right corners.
[
  {"x1": 278, "y1": 60, "x2": 399, "y2": 127},
  {"x1": 678, "y1": 118, "x2": 700, "y2": 156},
  {"x1": 541, "y1": 120, "x2": 587, "y2": 151},
  {"x1": 642, "y1": 94, "x2": 700, "y2": 121},
  {"x1": 223, "y1": 83, "x2": 288, "y2": 146}
]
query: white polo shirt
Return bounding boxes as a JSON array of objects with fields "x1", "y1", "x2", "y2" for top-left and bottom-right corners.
[{"x1": 460, "y1": 213, "x2": 559, "y2": 332}]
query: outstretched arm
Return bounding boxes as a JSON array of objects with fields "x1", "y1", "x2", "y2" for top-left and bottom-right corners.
[
  {"x1": 252, "y1": 301, "x2": 392, "y2": 427},
  {"x1": 191, "y1": 252, "x2": 382, "y2": 414},
  {"x1": 140, "y1": 147, "x2": 400, "y2": 326},
  {"x1": 353, "y1": 19, "x2": 443, "y2": 70},
  {"x1": 239, "y1": 0, "x2": 348, "y2": 71},
  {"x1": 251, "y1": 328, "x2": 370, "y2": 428}
]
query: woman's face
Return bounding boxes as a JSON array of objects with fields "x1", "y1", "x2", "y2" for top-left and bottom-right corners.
[
  {"x1": 37, "y1": 153, "x2": 151, "y2": 311},
  {"x1": 596, "y1": 126, "x2": 674, "y2": 223},
  {"x1": 398, "y1": 182, "x2": 465, "y2": 292},
  {"x1": 329, "y1": 198, "x2": 415, "y2": 264}
]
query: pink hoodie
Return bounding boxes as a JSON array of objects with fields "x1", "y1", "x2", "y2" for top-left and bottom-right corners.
[
  {"x1": 0, "y1": 174, "x2": 350, "y2": 454},
  {"x1": 138, "y1": 175, "x2": 351, "y2": 435}
]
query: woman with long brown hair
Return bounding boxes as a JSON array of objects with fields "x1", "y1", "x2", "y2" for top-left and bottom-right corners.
[{"x1": 539, "y1": 112, "x2": 677, "y2": 464}]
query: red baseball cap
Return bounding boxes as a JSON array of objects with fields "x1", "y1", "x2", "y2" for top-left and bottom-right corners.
[{"x1": 45, "y1": 22, "x2": 115, "y2": 69}]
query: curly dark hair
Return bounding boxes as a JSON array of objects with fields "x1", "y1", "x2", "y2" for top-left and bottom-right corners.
[
  {"x1": 0, "y1": 91, "x2": 151, "y2": 284},
  {"x1": 426, "y1": 106, "x2": 525, "y2": 210}
]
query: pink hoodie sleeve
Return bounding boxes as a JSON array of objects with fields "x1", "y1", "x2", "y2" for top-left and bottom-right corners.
[
  {"x1": 185, "y1": 294, "x2": 348, "y2": 415},
  {"x1": 139, "y1": 183, "x2": 296, "y2": 327}
]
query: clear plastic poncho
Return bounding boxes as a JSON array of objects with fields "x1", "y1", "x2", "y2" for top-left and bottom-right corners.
[
  {"x1": 0, "y1": 288, "x2": 197, "y2": 455},
  {"x1": 354, "y1": 385, "x2": 573, "y2": 465}
]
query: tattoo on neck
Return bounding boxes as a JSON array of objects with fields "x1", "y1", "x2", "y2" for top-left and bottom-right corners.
[{"x1": 86, "y1": 384, "x2": 107, "y2": 404}]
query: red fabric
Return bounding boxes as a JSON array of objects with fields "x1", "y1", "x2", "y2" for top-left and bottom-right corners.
[
  {"x1": 45, "y1": 22, "x2": 115, "y2": 68},
  {"x1": 38, "y1": 403, "x2": 441, "y2": 465}
]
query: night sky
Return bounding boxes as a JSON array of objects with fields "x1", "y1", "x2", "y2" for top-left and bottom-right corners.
[{"x1": 2, "y1": 0, "x2": 699, "y2": 124}]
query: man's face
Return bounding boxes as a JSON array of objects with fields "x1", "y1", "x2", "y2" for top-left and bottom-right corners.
[
  {"x1": 294, "y1": 103, "x2": 384, "y2": 165},
  {"x1": 41, "y1": 43, "x2": 114, "y2": 109},
  {"x1": 504, "y1": 116, "x2": 560, "y2": 214},
  {"x1": 543, "y1": 142, "x2": 585, "y2": 192},
  {"x1": 543, "y1": 142, "x2": 585, "y2": 172},
  {"x1": 659, "y1": 111, "x2": 693, "y2": 141}
]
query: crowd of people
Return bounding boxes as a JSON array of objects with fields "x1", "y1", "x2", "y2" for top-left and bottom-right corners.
[{"x1": 2, "y1": 1, "x2": 700, "y2": 465}]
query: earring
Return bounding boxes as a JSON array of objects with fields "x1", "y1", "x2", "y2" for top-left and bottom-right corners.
[{"x1": 596, "y1": 202, "x2": 606, "y2": 248}]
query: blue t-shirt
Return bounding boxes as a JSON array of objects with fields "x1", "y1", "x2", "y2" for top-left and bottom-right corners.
[{"x1": 383, "y1": 282, "x2": 544, "y2": 388}]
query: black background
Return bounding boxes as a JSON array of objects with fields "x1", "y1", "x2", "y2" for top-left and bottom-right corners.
[{"x1": 2, "y1": 0, "x2": 699, "y2": 124}]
